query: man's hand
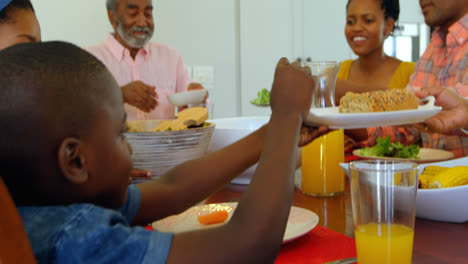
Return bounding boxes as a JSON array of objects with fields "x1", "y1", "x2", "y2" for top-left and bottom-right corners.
[
  {"x1": 270, "y1": 58, "x2": 314, "y2": 120},
  {"x1": 298, "y1": 125, "x2": 329, "y2": 147},
  {"x1": 187, "y1": 82, "x2": 209, "y2": 100},
  {"x1": 413, "y1": 86, "x2": 468, "y2": 132},
  {"x1": 121, "y1": 81, "x2": 158, "y2": 112}
]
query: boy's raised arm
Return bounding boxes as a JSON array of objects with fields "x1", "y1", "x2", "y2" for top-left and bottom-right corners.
[{"x1": 158, "y1": 58, "x2": 317, "y2": 263}]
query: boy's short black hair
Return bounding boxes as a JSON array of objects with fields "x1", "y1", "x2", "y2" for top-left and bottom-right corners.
[
  {"x1": 0, "y1": 0, "x2": 35, "y2": 23},
  {"x1": 0, "y1": 41, "x2": 117, "y2": 200},
  {"x1": 346, "y1": 0, "x2": 400, "y2": 31}
]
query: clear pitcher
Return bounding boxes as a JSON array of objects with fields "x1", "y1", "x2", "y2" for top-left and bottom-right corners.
[{"x1": 305, "y1": 61, "x2": 340, "y2": 108}]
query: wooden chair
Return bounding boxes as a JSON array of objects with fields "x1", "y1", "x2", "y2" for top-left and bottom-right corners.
[{"x1": 0, "y1": 177, "x2": 36, "y2": 263}]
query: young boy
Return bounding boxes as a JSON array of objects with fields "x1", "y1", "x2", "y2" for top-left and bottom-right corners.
[{"x1": 0, "y1": 41, "x2": 326, "y2": 263}]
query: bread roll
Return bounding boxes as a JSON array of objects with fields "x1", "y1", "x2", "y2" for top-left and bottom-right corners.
[
  {"x1": 152, "y1": 107, "x2": 209, "y2": 132},
  {"x1": 338, "y1": 89, "x2": 419, "y2": 113}
]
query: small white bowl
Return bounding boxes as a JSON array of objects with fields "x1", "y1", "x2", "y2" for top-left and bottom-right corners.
[
  {"x1": 168, "y1": 89, "x2": 207, "y2": 107},
  {"x1": 340, "y1": 157, "x2": 468, "y2": 223}
]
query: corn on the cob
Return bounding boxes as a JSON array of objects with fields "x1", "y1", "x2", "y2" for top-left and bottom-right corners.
[
  {"x1": 418, "y1": 166, "x2": 448, "y2": 189},
  {"x1": 428, "y1": 166, "x2": 468, "y2": 188},
  {"x1": 422, "y1": 165, "x2": 448, "y2": 176}
]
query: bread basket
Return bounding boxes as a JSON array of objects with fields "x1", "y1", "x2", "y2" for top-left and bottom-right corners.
[{"x1": 125, "y1": 120, "x2": 215, "y2": 180}]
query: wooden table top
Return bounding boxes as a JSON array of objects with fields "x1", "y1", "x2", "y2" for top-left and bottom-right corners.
[{"x1": 206, "y1": 181, "x2": 468, "y2": 264}]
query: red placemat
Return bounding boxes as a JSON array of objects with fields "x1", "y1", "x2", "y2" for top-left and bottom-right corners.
[
  {"x1": 275, "y1": 225, "x2": 356, "y2": 264},
  {"x1": 145, "y1": 224, "x2": 356, "y2": 264},
  {"x1": 345, "y1": 154, "x2": 360, "y2": 163}
]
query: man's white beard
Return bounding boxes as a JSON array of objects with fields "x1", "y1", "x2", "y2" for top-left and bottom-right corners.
[{"x1": 116, "y1": 20, "x2": 153, "y2": 49}]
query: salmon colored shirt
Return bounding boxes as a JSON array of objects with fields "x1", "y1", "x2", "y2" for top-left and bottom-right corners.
[
  {"x1": 409, "y1": 14, "x2": 468, "y2": 158},
  {"x1": 86, "y1": 34, "x2": 191, "y2": 121}
]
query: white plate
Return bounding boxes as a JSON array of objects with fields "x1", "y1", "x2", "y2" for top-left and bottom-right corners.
[
  {"x1": 152, "y1": 202, "x2": 319, "y2": 243},
  {"x1": 305, "y1": 96, "x2": 441, "y2": 129},
  {"x1": 167, "y1": 89, "x2": 207, "y2": 107},
  {"x1": 340, "y1": 157, "x2": 468, "y2": 223},
  {"x1": 352, "y1": 148, "x2": 454, "y2": 163}
]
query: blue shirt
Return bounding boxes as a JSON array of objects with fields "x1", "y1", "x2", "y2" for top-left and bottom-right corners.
[{"x1": 18, "y1": 185, "x2": 173, "y2": 264}]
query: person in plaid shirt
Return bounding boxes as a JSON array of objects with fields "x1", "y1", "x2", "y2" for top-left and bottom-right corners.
[{"x1": 408, "y1": 0, "x2": 468, "y2": 158}]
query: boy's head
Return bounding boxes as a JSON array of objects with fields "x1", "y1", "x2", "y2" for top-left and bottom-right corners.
[{"x1": 0, "y1": 41, "x2": 133, "y2": 209}]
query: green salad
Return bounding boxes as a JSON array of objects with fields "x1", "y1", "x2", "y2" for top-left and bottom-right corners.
[
  {"x1": 360, "y1": 136, "x2": 420, "y2": 159},
  {"x1": 251, "y1": 88, "x2": 270, "y2": 105}
]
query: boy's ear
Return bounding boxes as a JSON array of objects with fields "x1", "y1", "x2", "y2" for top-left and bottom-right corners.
[{"x1": 58, "y1": 138, "x2": 89, "y2": 184}]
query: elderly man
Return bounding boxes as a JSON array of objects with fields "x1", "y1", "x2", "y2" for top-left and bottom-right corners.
[{"x1": 86, "y1": 0, "x2": 202, "y2": 121}]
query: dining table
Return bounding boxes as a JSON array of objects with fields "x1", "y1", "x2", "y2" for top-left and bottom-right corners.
[{"x1": 205, "y1": 176, "x2": 468, "y2": 264}]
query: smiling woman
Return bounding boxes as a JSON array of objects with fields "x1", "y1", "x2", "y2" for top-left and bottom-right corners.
[
  {"x1": 335, "y1": 0, "x2": 418, "y2": 153},
  {"x1": 0, "y1": 0, "x2": 41, "y2": 50}
]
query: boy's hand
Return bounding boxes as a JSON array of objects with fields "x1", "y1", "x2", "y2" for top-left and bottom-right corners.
[
  {"x1": 121, "y1": 81, "x2": 158, "y2": 113},
  {"x1": 413, "y1": 86, "x2": 468, "y2": 132},
  {"x1": 128, "y1": 169, "x2": 152, "y2": 183},
  {"x1": 270, "y1": 58, "x2": 314, "y2": 120}
]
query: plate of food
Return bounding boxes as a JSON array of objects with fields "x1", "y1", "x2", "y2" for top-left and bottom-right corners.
[
  {"x1": 152, "y1": 202, "x2": 319, "y2": 243},
  {"x1": 351, "y1": 136, "x2": 454, "y2": 163},
  {"x1": 305, "y1": 90, "x2": 442, "y2": 129},
  {"x1": 416, "y1": 157, "x2": 468, "y2": 223},
  {"x1": 353, "y1": 148, "x2": 454, "y2": 163}
]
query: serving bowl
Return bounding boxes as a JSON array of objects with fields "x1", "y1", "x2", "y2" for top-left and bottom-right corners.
[
  {"x1": 208, "y1": 116, "x2": 270, "y2": 184},
  {"x1": 125, "y1": 120, "x2": 214, "y2": 181},
  {"x1": 168, "y1": 89, "x2": 208, "y2": 107},
  {"x1": 415, "y1": 157, "x2": 468, "y2": 223},
  {"x1": 340, "y1": 156, "x2": 468, "y2": 223}
]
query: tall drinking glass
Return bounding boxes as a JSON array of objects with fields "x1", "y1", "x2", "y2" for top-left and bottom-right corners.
[
  {"x1": 350, "y1": 160, "x2": 419, "y2": 264},
  {"x1": 300, "y1": 61, "x2": 344, "y2": 197}
]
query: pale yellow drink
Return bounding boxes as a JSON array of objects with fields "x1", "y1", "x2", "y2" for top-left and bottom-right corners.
[
  {"x1": 301, "y1": 129, "x2": 344, "y2": 196},
  {"x1": 355, "y1": 223, "x2": 414, "y2": 264}
]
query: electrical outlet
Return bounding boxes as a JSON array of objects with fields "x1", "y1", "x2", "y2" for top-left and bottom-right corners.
[{"x1": 193, "y1": 66, "x2": 214, "y2": 86}]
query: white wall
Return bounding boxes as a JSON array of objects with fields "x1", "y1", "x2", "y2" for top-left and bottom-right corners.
[
  {"x1": 399, "y1": 1, "x2": 425, "y2": 23},
  {"x1": 31, "y1": 0, "x2": 112, "y2": 46},
  {"x1": 239, "y1": 0, "x2": 294, "y2": 117},
  {"x1": 154, "y1": 0, "x2": 239, "y2": 118}
]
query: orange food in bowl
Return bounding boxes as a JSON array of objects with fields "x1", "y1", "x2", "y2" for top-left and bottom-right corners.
[{"x1": 197, "y1": 210, "x2": 229, "y2": 225}]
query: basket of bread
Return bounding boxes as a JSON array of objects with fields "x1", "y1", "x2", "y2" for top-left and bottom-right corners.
[{"x1": 125, "y1": 107, "x2": 214, "y2": 180}]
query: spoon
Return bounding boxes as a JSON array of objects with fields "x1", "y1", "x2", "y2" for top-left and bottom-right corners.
[{"x1": 322, "y1": 257, "x2": 357, "y2": 264}]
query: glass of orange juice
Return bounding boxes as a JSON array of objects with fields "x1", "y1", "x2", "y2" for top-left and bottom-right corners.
[
  {"x1": 300, "y1": 61, "x2": 343, "y2": 197},
  {"x1": 350, "y1": 160, "x2": 419, "y2": 264},
  {"x1": 301, "y1": 129, "x2": 344, "y2": 196}
]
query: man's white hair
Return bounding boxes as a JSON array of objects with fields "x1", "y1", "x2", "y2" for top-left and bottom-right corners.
[{"x1": 106, "y1": 0, "x2": 120, "y2": 12}]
